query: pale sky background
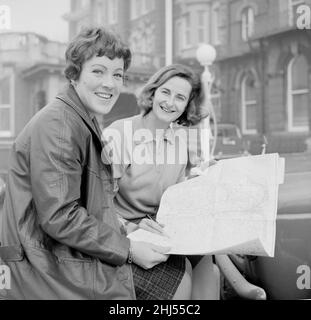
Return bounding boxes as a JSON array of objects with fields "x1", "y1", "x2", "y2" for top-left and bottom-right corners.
[{"x1": 0, "y1": 0, "x2": 70, "y2": 42}]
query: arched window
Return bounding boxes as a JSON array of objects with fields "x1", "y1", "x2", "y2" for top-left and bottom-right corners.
[
  {"x1": 241, "y1": 7, "x2": 255, "y2": 41},
  {"x1": 287, "y1": 55, "x2": 309, "y2": 132},
  {"x1": 241, "y1": 73, "x2": 257, "y2": 134}
]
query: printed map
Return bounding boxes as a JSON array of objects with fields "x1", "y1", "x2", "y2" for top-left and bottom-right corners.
[{"x1": 128, "y1": 153, "x2": 285, "y2": 257}]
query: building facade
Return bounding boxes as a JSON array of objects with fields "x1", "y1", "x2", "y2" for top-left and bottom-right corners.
[
  {"x1": 0, "y1": 32, "x2": 67, "y2": 176},
  {"x1": 214, "y1": 0, "x2": 311, "y2": 153},
  {"x1": 1, "y1": 0, "x2": 309, "y2": 177},
  {"x1": 64, "y1": 0, "x2": 311, "y2": 154}
]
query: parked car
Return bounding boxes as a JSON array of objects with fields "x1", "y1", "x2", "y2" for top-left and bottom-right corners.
[
  {"x1": 219, "y1": 152, "x2": 311, "y2": 300},
  {"x1": 0, "y1": 177, "x2": 5, "y2": 208},
  {"x1": 0, "y1": 177, "x2": 5, "y2": 232},
  {"x1": 210, "y1": 123, "x2": 250, "y2": 160}
]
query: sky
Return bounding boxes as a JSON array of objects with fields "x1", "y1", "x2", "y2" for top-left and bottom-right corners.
[{"x1": 0, "y1": 0, "x2": 70, "y2": 42}]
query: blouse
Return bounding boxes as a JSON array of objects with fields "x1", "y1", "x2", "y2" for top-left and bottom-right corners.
[{"x1": 102, "y1": 114, "x2": 193, "y2": 221}]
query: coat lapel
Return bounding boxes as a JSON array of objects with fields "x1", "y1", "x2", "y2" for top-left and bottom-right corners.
[
  {"x1": 56, "y1": 85, "x2": 103, "y2": 145},
  {"x1": 56, "y1": 84, "x2": 112, "y2": 165}
]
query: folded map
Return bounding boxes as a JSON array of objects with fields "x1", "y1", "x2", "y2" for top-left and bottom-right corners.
[{"x1": 128, "y1": 153, "x2": 285, "y2": 257}]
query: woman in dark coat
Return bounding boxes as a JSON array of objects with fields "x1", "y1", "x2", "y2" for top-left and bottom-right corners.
[{"x1": 0, "y1": 27, "x2": 169, "y2": 300}]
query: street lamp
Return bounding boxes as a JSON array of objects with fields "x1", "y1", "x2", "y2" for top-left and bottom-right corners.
[
  {"x1": 196, "y1": 43, "x2": 217, "y2": 161},
  {"x1": 165, "y1": 0, "x2": 173, "y2": 66}
]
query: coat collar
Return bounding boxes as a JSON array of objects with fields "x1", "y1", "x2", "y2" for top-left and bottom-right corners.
[
  {"x1": 56, "y1": 84, "x2": 105, "y2": 140},
  {"x1": 55, "y1": 84, "x2": 112, "y2": 164},
  {"x1": 56, "y1": 84, "x2": 96, "y2": 131}
]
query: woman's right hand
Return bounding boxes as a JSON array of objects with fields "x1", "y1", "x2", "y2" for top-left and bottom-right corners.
[
  {"x1": 130, "y1": 240, "x2": 170, "y2": 270},
  {"x1": 138, "y1": 218, "x2": 167, "y2": 236}
]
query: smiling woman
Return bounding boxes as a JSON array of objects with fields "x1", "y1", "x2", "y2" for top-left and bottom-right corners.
[
  {"x1": 73, "y1": 55, "x2": 125, "y2": 116},
  {"x1": 64, "y1": 28, "x2": 131, "y2": 117},
  {"x1": 102, "y1": 64, "x2": 220, "y2": 300},
  {"x1": 0, "y1": 27, "x2": 139, "y2": 300},
  {"x1": 151, "y1": 76, "x2": 192, "y2": 124}
]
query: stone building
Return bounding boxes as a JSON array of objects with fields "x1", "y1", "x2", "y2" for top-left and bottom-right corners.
[
  {"x1": 0, "y1": 32, "x2": 67, "y2": 176},
  {"x1": 214, "y1": 0, "x2": 311, "y2": 153},
  {"x1": 64, "y1": 0, "x2": 311, "y2": 153}
]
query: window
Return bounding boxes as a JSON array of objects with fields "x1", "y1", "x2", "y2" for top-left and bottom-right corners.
[
  {"x1": 241, "y1": 74, "x2": 257, "y2": 134},
  {"x1": 287, "y1": 55, "x2": 309, "y2": 132},
  {"x1": 76, "y1": 0, "x2": 90, "y2": 10},
  {"x1": 130, "y1": 26, "x2": 155, "y2": 67},
  {"x1": 211, "y1": 3, "x2": 221, "y2": 45},
  {"x1": 131, "y1": 0, "x2": 155, "y2": 19},
  {"x1": 0, "y1": 34, "x2": 27, "y2": 51},
  {"x1": 184, "y1": 13, "x2": 191, "y2": 48},
  {"x1": 0, "y1": 5, "x2": 11, "y2": 30},
  {"x1": 241, "y1": 7, "x2": 255, "y2": 41},
  {"x1": 0, "y1": 68, "x2": 14, "y2": 138},
  {"x1": 96, "y1": 2, "x2": 104, "y2": 25},
  {"x1": 197, "y1": 10, "x2": 209, "y2": 43},
  {"x1": 108, "y1": 0, "x2": 118, "y2": 24},
  {"x1": 144, "y1": 0, "x2": 155, "y2": 13},
  {"x1": 288, "y1": 0, "x2": 306, "y2": 26},
  {"x1": 175, "y1": 20, "x2": 183, "y2": 54}
]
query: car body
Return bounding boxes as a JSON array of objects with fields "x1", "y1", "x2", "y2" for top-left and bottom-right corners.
[
  {"x1": 0, "y1": 177, "x2": 5, "y2": 232},
  {"x1": 210, "y1": 123, "x2": 250, "y2": 160},
  {"x1": 224, "y1": 152, "x2": 311, "y2": 300}
]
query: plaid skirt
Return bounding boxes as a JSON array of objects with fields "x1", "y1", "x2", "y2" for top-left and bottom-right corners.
[{"x1": 131, "y1": 255, "x2": 186, "y2": 300}]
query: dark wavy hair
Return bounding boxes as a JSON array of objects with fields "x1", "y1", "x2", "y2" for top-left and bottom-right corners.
[
  {"x1": 64, "y1": 27, "x2": 132, "y2": 81},
  {"x1": 138, "y1": 64, "x2": 208, "y2": 126}
]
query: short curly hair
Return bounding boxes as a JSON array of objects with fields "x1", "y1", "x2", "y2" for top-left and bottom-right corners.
[
  {"x1": 64, "y1": 27, "x2": 132, "y2": 81},
  {"x1": 138, "y1": 64, "x2": 207, "y2": 126}
]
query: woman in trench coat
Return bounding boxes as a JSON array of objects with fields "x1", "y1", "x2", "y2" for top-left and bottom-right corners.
[{"x1": 0, "y1": 27, "x2": 169, "y2": 300}]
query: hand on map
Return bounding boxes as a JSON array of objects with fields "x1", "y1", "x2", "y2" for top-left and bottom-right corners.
[
  {"x1": 189, "y1": 159, "x2": 218, "y2": 178},
  {"x1": 130, "y1": 240, "x2": 171, "y2": 269},
  {"x1": 138, "y1": 218, "x2": 170, "y2": 238}
]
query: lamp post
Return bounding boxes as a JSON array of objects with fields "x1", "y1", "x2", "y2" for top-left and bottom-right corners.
[
  {"x1": 165, "y1": 0, "x2": 173, "y2": 66},
  {"x1": 196, "y1": 43, "x2": 217, "y2": 161}
]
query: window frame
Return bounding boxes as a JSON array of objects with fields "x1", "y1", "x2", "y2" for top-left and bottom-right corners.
[
  {"x1": 241, "y1": 75, "x2": 257, "y2": 135},
  {"x1": 197, "y1": 9, "x2": 209, "y2": 44},
  {"x1": 211, "y1": 3, "x2": 221, "y2": 45},
  {"x1": 241, "y1": 6, "x2": 255, "y2": 41},
  {"x1": 183, "y1": 12, "x2": 192, "y2": 49},
  {"x1": 287, "y1": 56, "x2": 309, "y2": 132},
  {"x1": 0, "y1": 68, "x2": 15, "y2": 138}
]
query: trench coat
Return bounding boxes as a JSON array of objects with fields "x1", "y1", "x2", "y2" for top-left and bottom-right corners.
[{"x1": 0, "y1": 84, "x2": 136, "y2": 300}]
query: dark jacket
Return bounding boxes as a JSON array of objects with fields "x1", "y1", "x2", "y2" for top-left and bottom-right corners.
[{"x1": 0, "y1": 85, "x2": 136, "y2": 300}]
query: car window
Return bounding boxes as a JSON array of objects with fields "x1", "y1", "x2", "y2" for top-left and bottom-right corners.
[{"x1": 218, "y1": 127, "x2": 238, "y2": 138}]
